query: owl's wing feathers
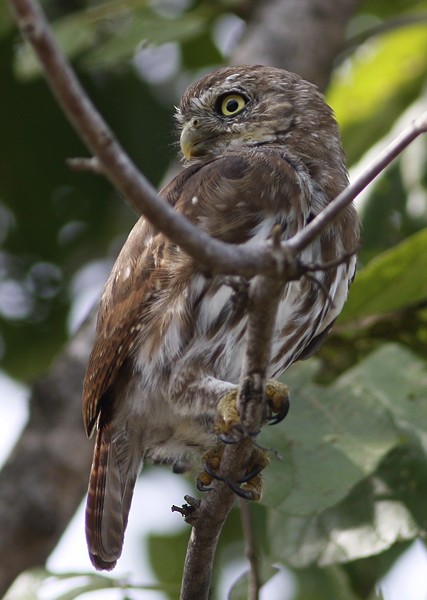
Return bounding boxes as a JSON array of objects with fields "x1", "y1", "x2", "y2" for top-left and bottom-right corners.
[
  {"x1": 83, "y1": 217, "x2": 159, "y2": 436},
  {"x1": 82, "y1": 150, "x2": 311, "y2": 435}
]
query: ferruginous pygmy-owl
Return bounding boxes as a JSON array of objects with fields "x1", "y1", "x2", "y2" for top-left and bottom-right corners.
[{"x1": 83, "y1": 65, "x2": 360, "y2": 570}]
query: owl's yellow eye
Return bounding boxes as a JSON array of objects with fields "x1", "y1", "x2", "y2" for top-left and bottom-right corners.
[{"x1": 219, "y1": 94, "x2": 247, "y2": 117}]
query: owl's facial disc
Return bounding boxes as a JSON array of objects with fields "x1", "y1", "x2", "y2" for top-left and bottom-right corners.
[
  {"x1": 179, "y1": 85, "x2": 290, "y2": 160},
  {"x1": 179, "y1": 88, "x2": 252, "y2": 159}
]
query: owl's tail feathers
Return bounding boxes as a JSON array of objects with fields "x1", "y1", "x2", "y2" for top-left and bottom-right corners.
[{"x1": 85, "y1": 421, "x2": 138, "y2": 571}]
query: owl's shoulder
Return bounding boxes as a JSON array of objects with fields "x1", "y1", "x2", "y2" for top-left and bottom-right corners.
[{"x1": 164, "y1": 148, "x2": 309, "y2": 214}]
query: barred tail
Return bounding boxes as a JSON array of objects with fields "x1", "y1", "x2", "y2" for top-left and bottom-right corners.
[{"x1": 85, "y1": 422, "x2": 138, "y2": 570}]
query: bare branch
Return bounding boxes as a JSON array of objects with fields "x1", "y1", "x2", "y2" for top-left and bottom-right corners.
[
  {"x1": 239, "y1": 499, "x2": 261, "y2": 600},
  {"x1": 288, "y1": 112, "x2": 427, "y2": 255},
  {"x1": 8, "y1": 0, "x2": 274, "y2": 279},
  {"x1": 179, "y1": 274, "x2": 282, "y2": 600}
]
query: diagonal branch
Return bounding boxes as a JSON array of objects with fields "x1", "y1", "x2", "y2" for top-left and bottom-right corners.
[
  {"x1": 9, "y1": 0, "x2": 427, "y2": 281},
  {"x1": 288, "y1": 112, "x2": 427, "y2": 255},
  {"x1": 8, "y1": 0, "x2": 271, "y2": 279}
]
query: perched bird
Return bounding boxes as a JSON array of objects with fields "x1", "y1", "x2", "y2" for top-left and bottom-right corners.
[{"x1": 82, "y1": 65, "x2": 360, "y2": 570}]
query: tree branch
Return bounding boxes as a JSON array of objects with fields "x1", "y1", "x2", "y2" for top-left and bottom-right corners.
[
  {"x1": 179, "y1": 274, "x2": 282, "y2": 600},
  {"x1": 239, "y1": 499, "x2": 261, "y2": 600},
  {"x1": 8, "y1": 0, "x2": 273, "y2": 279},
  {"x1": 288, "y1": 111, "x2": 427, "y2": 254}
]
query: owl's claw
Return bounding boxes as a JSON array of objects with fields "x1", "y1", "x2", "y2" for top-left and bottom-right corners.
[
  {"x1": 198, "y1": 380, "x2": 288, "y2": 499},
  {"x1": 196, "y1": 445, "x2": 222, "y2": 492},
  {"x1": 196, "y1": 444, "x2": 269, "y2": 501},
  {"x1": 214, "y1": 389, "x2": 247, "y2": 441},
  {"x1": 225, "y1": 479, "x2": 260, "y2": 501},
  {"x1": 266, "y1": 380, "x2": 290, "y2": 425},
  {"x1": 196, "y1": 477, "x2": 213, "y2": 493}
]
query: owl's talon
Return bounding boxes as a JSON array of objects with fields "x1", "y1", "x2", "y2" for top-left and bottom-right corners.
[
  {"x1": 196, "y1": 446, "x2": 224, "y2": 491},
  {"x1": 236, "y1": 461, "x2": 265, "y2": 484},
  {"x1": 197, "y1": 444, "x2": 268, "y2": 502},
  {"x1": 268, "y1": 398, "x2": 289, "y2": 425},
  {"x1": 196, "y1": 478, "x2": 213, "y2": 493},
  {"x1": 196, "y1": 467, "x2": 215, "y2": 492},
  {"x1": 225, "y1": 479, "x2": 259, "y2": 501},
  {"x1": 265, "y1": 381, "x2": 290, "y2": 426},
  {"x1": 215, "y1": 388, "x2": 241, "y2": 438},
  {"x1": 203, "y1": 459, "x2": 225, "y2": 482}
]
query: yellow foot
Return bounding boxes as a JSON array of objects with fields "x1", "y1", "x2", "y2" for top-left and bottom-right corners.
[
  {"x1": 215, "y1": 388, "x2": 240, "y2": 438},
  {"x1": 214, "y1": 380, "x2": 290, "y2": 439},
  {"x1": 196, "y1": 444, "x2": 269, "y2": 501}
]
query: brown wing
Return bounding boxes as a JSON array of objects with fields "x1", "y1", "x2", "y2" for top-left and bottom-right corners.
[
  {"x1": 82, "y1": 217, "x2": 159, "y2": 436},
  {"x1": 82, "y1": 150, "x2": 305, "y2": 436}
]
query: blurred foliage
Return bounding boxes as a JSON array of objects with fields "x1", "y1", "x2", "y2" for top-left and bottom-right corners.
[
  {"x1": 2, "y1": 0, "x2": 427, "y2": 599},
  {"x1": 329, "y1": 17, "x2": 427, "y2": 165},
  {"x1": 3, "y1": 567, "x2": 179, "y2": 599}
]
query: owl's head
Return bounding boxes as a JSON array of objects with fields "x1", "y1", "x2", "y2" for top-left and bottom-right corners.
[{"x1": 177, "y1": 65, "x2": 347, "y2": 190}]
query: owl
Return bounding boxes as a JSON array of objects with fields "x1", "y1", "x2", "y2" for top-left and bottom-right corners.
[{"x1": 83, "y1": 65, "x2": 360, "y2": 570}]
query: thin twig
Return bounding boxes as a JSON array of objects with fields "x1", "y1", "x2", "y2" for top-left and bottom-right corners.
[
  {"x1": 342, "y1": 13, "x2": 427, "y2": 53},
  {"x1": 288, "y1": 112, "x2": 427, "y2": 255},
  {"x1": 239, "y1": 499, "x2": 261, "y2": 600},
  {"x1": 8, "y1": 0, "x2": 273, "y2": 278}
]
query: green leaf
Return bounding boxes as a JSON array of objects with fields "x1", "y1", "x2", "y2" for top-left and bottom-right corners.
[
  {"x1": 260, "y1": 359, "x2": 399, "y2": 516},
  {"x1": 147, "y1": 528, "x2": 188, "y2": 596},
  {"x1": 181, "y1": 31, "x2": 223, "y2": 69},
  {"x1": 0, "y1": 1, "x2": 14, "y2": 37},
  {"x1": 341, "y1": 228, "x2": 427, "y2": 322},
  {"x1": 260, "y1": 344, "x2": 426, "y2": 567},
  {"x1": 13, "y1": 4, "x2": 214, "y2": 78},
  {"x1": 270, "y1": 478, "x2": 417, "y2": 568},
  {"x1": 83, "y1": 9, "x2": 211, "y2": 70},
  {"x1": 292, "y1": 564, "x2": 361, "y2": 600},
  {"x1": 228, "y1": 561, "x2": 278, "y2": 600},
  {"x1": 4, "y1": 568, "x2": 170, "y2": 599},
  {"x1": 328, "y1": 18, "x2": 427, "y2": 164}
]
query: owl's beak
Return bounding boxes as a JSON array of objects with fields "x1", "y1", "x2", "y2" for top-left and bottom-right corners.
[{"x1": 180, "y1": 121, "x2": 206, "y2": 160}]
